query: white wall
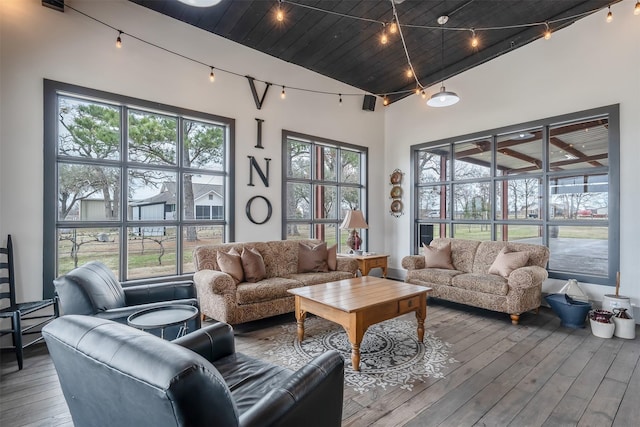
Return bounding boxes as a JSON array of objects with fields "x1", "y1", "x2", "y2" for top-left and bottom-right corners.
[
  {"x1": 0, "y1": 0, "x2": 385, "y2": 301},
  {"x1": 384, "y1": 0, "x2": 640, "y2": 315}
]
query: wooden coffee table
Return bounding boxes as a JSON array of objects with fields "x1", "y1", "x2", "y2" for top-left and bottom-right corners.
[{"x1": 288, "y1": 277, "x2": 431, "y2": 371}]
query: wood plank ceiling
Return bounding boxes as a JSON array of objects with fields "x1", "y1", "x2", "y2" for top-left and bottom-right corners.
[{"x1": 130, "y1": 0, "x2": 619, "y2": 104}]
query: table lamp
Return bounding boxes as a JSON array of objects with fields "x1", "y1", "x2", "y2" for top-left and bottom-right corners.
[{"x1": 340, "y1": 210, "x2": 368, "y2": 254}]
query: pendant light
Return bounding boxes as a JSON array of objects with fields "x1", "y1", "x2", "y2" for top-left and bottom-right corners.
[
  {"x1": 177, "y1": 0, "x2": 222, "y2": 7},
  {"x1": 427, "y1": 15, "x2": 460, "y2": 108}
]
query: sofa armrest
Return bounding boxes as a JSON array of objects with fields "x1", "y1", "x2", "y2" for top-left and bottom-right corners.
[
  {"x1": 172, "y1": 322, "x2": 235, "y2": 362},
  {"x1": 336, "y1": 257, "x2": 359, "y2": 275},
  {"x1": 402, "y1": 255, "x2": 425, "y2": 270},
  {"x1": 193, "y1": 269, "x2": 236, "y2": 295},
  {"x1": 508, "y1": 265, "x2": 548, "y2": 289},
  {"x1": 123, "y1": 280, "x2": 197, "y2": 306},
  {"x1": 239, "y1": 350, "x2": 344, "y2": 427}
]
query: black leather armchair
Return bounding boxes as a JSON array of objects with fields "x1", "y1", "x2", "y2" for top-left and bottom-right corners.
[
  {"x1": 53, "y1": 261, "x2": 200, "y2": 335},
  {"x1": 43, "y1": 315, "x2": 345, "y2": 427}
]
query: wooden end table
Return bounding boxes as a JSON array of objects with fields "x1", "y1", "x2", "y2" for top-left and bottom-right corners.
[
  {"x1": 345, "y1": 253, "x2": 390, "y2": 277},
  {"x1": 288, "y1": 277, "x2": 431, "y2": 371}
]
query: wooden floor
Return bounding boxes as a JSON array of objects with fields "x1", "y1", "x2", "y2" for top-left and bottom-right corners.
[{"x1": 1, "y1": 300, "x2": 639, "y2": 426}]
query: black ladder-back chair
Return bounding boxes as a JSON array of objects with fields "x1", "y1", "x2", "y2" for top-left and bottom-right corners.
[{"x1": 1, "y1": 235, "x2": 59, "y2": 370}]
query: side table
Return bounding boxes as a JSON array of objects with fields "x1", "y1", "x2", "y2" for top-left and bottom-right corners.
[
  {"x1": 127, "y1": 304, "x2": 199, "y2": 339},
  {"x1": 346, "y1": 254, "x2": 390, "y2": 277}
]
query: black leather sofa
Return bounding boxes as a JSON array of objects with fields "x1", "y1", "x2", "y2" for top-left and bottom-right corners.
[
  {"x1": 53, "y1": 260, "x2": 200, "y2": 337},
  {"x1": 42, "y1": 315, "x2": 345, "y2": 427}
]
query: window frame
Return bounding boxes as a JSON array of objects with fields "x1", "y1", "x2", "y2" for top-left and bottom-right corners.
[
  {"x1": 43, "y1": 80, "x2": 235, "y2": 298},
  {"x1": 281, "y1": 130, "x2": 368, "y2": 252},
  {"x1": 410, "y1": 104, "x2": 619, "y2": 286}
]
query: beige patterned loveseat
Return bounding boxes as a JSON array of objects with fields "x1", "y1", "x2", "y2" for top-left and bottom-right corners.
[
  {"x1": 193, "y1": 240, "x2": 358, "y2": 324},
  {"x1": 402, "y1": 238, "x2": 549, "y2": 325}
]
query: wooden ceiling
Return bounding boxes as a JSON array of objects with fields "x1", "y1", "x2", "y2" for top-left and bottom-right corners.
[{"x1": 130, "y1": 0, "x2": 618, "y2": 104}]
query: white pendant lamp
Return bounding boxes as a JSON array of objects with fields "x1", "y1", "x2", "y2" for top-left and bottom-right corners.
[
  {"x1": 178, "y1": 0, "x2": 222, "y2": 7},
  {"x1": 428, "y1": 15, "x2": 460, "y2": 108},
  {"x1": 427, "y1": 85, "x2": 459, "y2": 107}
]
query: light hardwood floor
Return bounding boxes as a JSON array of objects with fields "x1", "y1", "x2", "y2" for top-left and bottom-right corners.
[{"x1": 1, "y1": 300, "x2": 638, "y2": 427}]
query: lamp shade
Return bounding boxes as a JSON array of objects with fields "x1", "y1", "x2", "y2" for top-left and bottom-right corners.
[
  {"x1": 426, "y1": 85, "x2": 460, "y2": 107},
  {"x1": 178, "y1": 0, "x2": 222, "y2": 7},
  {"x1": 340, "y1": 210, "x2": 368, "y2": 229}
]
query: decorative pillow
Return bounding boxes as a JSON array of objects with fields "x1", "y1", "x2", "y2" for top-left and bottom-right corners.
[
  {"x1": 327, "y1": 244, "x2": 337, "y2": 271},
  {"x1": 216, "y1": 249, "x2": 244, "y2": 284},
  {"x1": 241, "y1": 247, "x2": 267, "y2": 283},
  {"x1": 488, "y1": 247, "x2": 529, "y2": 277},
  {"x1": 298, "y1": 242, "x2": 329, "y2": 273},
  {"x1": 423, "y1": 242, "x2": 455, "y2": 270}
]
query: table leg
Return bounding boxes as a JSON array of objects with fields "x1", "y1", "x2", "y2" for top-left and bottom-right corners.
[
  {"x1": 346, "y1": 317, "x2": 365, "y2": 371},
  {"x1": 294, "y1": 297, "x2": 307, "y2": 341},
  {"x1": 381, "y1": 265, "x2": 387, "y2": 278},
  {"x1": 415, "y1": 297, "x2": 427, "y2": 342}
]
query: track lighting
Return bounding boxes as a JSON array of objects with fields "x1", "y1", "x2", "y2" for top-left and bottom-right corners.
[
  {"x1": 209, "y1": 67, "x2": 215, "y2": 82},
  {"x1": 116, "y1": 31, "x2": 122, "y2": 48},
  {"x1": 606, "y1": 6, "x2": 613, "y2": 23}
]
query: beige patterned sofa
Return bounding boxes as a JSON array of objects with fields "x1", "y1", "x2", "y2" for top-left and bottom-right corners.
[
  {"x1": 193, "y1": 240, "x2": 358, "y2": 324},
  {"x1": 402, "y1": 238, "x2": 549, "y2": 325}
]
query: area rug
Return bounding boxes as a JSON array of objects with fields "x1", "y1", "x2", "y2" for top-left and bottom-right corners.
[{"x1": 263, "y1": 317, "x2": 457, "y2": 393}]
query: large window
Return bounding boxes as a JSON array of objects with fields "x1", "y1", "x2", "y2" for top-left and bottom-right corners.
[
  {"x1": 43, "y1": 80, "x2": 234, "y2": 296},
  {"x1": 282, "y1": 131, "x2": 367, "y2": 252},
  {"x1": 412, "y1": 105, "x2": 619, "y2": 285}
]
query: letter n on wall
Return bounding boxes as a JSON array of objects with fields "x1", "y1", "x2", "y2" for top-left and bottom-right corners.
[{"x1": 248, "y1": 156, "x2": 271, "y2": 187}]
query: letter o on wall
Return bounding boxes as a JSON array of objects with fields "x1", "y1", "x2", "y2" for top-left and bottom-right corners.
[{"x1": 246, "y1": 196, "x2": 272, "y2": 225}]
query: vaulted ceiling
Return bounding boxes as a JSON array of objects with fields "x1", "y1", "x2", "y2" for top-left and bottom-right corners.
[{"x1": 131, "y1": 0, "x2": 619, "y2": 104}]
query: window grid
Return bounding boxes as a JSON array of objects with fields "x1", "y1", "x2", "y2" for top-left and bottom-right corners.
[
  {"x1": 411, "y1": 106, "x2": 619, "y2": 286},
  {"x1": 43, "y1": 80, "x2": 234, "y2": 295}
]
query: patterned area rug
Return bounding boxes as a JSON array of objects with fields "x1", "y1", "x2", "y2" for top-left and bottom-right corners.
[{"x1": 264, "y1": 317, "x2": 457, "y2": 393}]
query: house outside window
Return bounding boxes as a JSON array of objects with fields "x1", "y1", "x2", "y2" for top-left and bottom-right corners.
[
  {"x1": 43, "y1": 80, "x2": 234, "y2": 295},
  {"x1": 282, "y1": 131, "x2": 367, "y2": 253},
  {"x1": 411, "y1": 105, "x2": 619, "y2": 286}
]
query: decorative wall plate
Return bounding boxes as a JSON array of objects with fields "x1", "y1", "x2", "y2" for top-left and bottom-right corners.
[
  {"x1": 390, "y1": 200, "x2": 403, "y2": 217},
  {"x1": 390, "y1": 185, "x2": 403, "y2": 199},
  {"x1": 390, "y1": 169, "x2": 403, "y2": 185}
]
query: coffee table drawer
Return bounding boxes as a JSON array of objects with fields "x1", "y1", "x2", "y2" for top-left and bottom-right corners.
[{"x1": 399, "y1": 296, "x2": 421, "y2": 312}]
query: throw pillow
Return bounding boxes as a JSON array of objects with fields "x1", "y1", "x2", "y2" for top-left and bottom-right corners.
[
  {"x1": 298, "y1": 242, "x2": 329, "y2": 273},
  {"x1": 241, "y1": 247, "x2": 267, "y2": 283},
  {"x1": 216, "y1": 249, "x2": 244, "y2": 284},
  {"x1": 423, "y1": 242, "x2": 455, "y2": 270},
  {"x1": 327, "y1": 244, "x2": 337, "y2": 271},
  {"x1": 488, "y1": 247, "x2": 529, "y2": 277}
]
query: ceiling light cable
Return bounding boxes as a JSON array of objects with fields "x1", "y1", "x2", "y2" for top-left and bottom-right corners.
[{"x1": 389, "y1": 0, "x2": 421, "y2": 94}]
